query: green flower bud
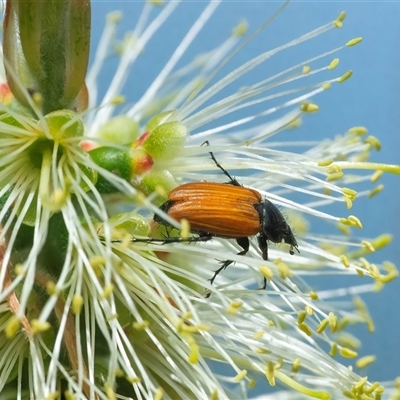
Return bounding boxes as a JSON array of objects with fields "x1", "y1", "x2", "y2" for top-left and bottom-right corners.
[
  {"x1": 44, "y1": 110, "x2": 84, "y2": 140},
  {"x1": 142, "y1": 121, "x2": 187, "y2": 160},
  {"x1": 146, "y1": 110, "x2": 175, "y2": 132},
  {"x1": 139, "y1": 170, "x2": 177, "y2": 205},
  {"x1": 89, "y1": 146, "x2": 132, "y2": 193},
  {"x1": 99, "y1": 115, "x2": 140, "y2": 145},
  {"x1": 100, "y1": 212, "x2": 151, "y2": 238}
]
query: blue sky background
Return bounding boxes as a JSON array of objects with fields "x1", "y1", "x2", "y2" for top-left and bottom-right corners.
[{"x1": 91, "y1": 1, "x2": 400, "y2": 393}]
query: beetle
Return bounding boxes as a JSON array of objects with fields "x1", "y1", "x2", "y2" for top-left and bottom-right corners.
[{"x1": 153, "y1": 148, "x2": 299, "y2": 286}]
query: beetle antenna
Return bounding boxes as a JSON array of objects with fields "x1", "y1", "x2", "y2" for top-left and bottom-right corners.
[{"x1": 201, "y1": 140, "x2": 239, "y2": 185}]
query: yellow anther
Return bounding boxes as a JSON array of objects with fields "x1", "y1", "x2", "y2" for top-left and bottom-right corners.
[
  {"x1": 353, "y1": 377, "x2": 369, "y2": 394},
  {"x1": 300, "y1": 103, "x2": 319, "y2": 113},
  {"x1": 329, "y1": 343, "x2": 338, "y2": 357},
  {"x1": 337, "y1": 317, "x2": 350, "y2": 331},
  {"x1": 46, "y1": 281, "x2": 57, "y2": 296},
  {"x1": 154, "y1": 388, "x2": 164, "y2": 400},
  {"x1": 188, "y1": 340, "x2": 199, "y2": 364},
  {"x1": 114, "y1": 369, "x2": 124, "y2": 378},
  {"x1": 317, "y1": 159, "x2": 334, "y2": 167},
  {"x1": 337, "y1": 11, "x2": 346, "y2": 22},
  {"x1": 195, "y1": 323, "x2": 210, "y2": 332},
  {"x1": 182, "y1": 312, "x2": 193, "y2": 319},
  {"x1": 14, "y1": 264, "x2": 25, "y2": 276},
  {"x1": 367, "y1": 184, "x2": 384, "y2": 198},
  {"x1": 305, "y1": 306, "x2": 314, "y2": 316},
  {"x1": 298, "y1": 322, "x2": 312, "y2": 336},
  {"x1": 359, "y1": 258, "x2": 370, "y2": 270},
  {"x1": 291, "y1": 358, "x2": 301, "y2": 373},
  {"x1": 31, "y1": 319, "x2": 51, "y2": 333},
  {"x1": 248, "y1": 379, "x2": 256, "y2": 388},
  {"x1": 342, "y1": 187, "x2": 357, "y2": 199},
  {"x1": 297, "y1": 311, "x2": 307, "y2": 325},
  {"x1": 230, "y1": 300, "x2": 243, "y2": 309},
  {"x1": 334, "y1": 11, "x2": 346, "y2": 28},
  {"x1": 356, "y1": 355, "x2": 376, "y2": 369},
  {"x1": 180, "y1": 324, "x2": 200, "y2": 334},
  {"x1": 327, "y1": 164, "x2": 342, "y2": 174},
  {"x1": 337, "y1": 70, "x2": 353, "y2": 83},
  {"x1": 383, "y1": 261, "x2": 398, "y2": 274},
  {"x1": 232, "y1": 20, "x2": 247, "y2": 36},
  {"x1": 233, "y1": 370, "x2": 247, "y2": 382},
  {"x1": 180, "y1": 219, "x2": 191, "y2": 239},
  {"x1": 356, "y1": 268, "x2": 364, "y2": 277},
  {"x1": 346, "y1": 37, "x2": 363, "y2": 47},
  {"x1": 126, "y1": 376, "x2": 141, "y2": 383},
  {"x1": 259, "y1": 265, "x2": 273, "y2": 280},
  {"x1": 64, "y1": 391, "x2": 75, "y2": 400},
  {"x1": 365, "y1": 135, "x2": 381, "y2": 151},
  {"x1": 46, "y1": 393, "x2": 60, "y2": 400},
  {"x1": 268, "y1": 320, "x2": 275, "y2": 327},
  {"x1": 340, "y1": 215, "x2": 362, "y2": 229},
  {"x1": 328, "y1": 58, "x2": 340, "y2": 70},
  {"x1": 328, "y1": 312, "x2": 338, "y2": 333},
  {"x1": 302, "y1": 65, "x2": 311, "y2": 74},
  {"x1": 364, "y1": 382, "x2": 380, "y2": 395},
  {"x1": 343, "y1": 196, "x2": 352, "y2": 210},
  {"x1": 348, "y1": 126, "x2": 367, "y2": 136},
  {"x1": 274, "y1": 258, "x2": 292, "y2": 279},
  {"x1": 72, "y1": 294, "x2": 84, "y2": 315},
  {"x1": 340, "y1": 347, "x2": 358, "y2": 358},
  {"x1": 375, "y1": 385, "x2": 385, "y2": 394},
  {"x1": 379, "y1": 270, "x2": 399, "y2": 283},
  {"x1": 111, "y1": 95, "x2": 125, "y2": 105},
  {"x1": 326, "y1": 172, "x2": 344, "y2": 181},
  {"x1": 227, "y1": 306, "x2": 239, "y2": 315},
  {"x1": 211, "y1": 389, "x2": 219, "y2": 400},
  {"x1": 322, "y1": 82, "x2": 331, "y2": 90},
  {"x1": 103, "y1": 284, "x2": 114, "y2": 299},
  {"x1": 361, "y1": 240, "x2": 375, "y2": 253},
  {"x1": 342, "y1": 391, "x2": 354, "y2": 399},
  {"x1": 107, "y1": 11, "x2": 122, "y2": 24},
  {"x1": 132, "y1": 320, "x2": 150, "y2": 330},
  {"x1": 317, "y1": 319, "x2": 329, "y2": 334},
  {"x1": 275, "y1": 357, "x2": 283, "y2": 370},
  {"x1": 265, "y1": 362, "x2": 276, "y2": 386},
  {"x1": 371, "y1": 170, "x2": 383, "y2": 182},
  {"x1": 256, "y1": 348, "x2": 271, "y2": 354},
  {"x1": 33, "y1": 92, "x2": 43, "y2": 108},
  {"x1": 339, "y1": 255, "x2": 350, "y2": 268},
  {"x1": 253, "y1": 330, "x2": 265, "y2": 340},
  {"x1": 369, "y1": 262, "x2": 380, "y2": 276},
  {"x1": 309, "y1": 291, "x2": 318, "y2": 300},
  {"x1": 5, "y1": 316, "x2": 20, "y2": 338}
]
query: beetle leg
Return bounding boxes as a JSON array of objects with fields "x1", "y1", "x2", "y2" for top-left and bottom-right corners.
[
  {"x1": 209, "y1": 237, "x2": 250, "y2": 285},
  {"x1": 257, "y1": 234, "x2": 269, "y2": 290},
  {"x1": 257, "y1": 233, "x2": 269, "y2": 261},
  {"x1": 110, "y1": 235, "x2": 213, "y2": 245}
]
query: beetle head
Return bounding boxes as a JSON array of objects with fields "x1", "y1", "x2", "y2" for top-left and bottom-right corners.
[{"x1": 256, "y1": 200, "x2": 299, "y2": 254}]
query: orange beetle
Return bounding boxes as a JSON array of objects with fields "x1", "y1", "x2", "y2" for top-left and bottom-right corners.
[{"x1": 154, "y1": 150, "x2": 299, "y2": 285}]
